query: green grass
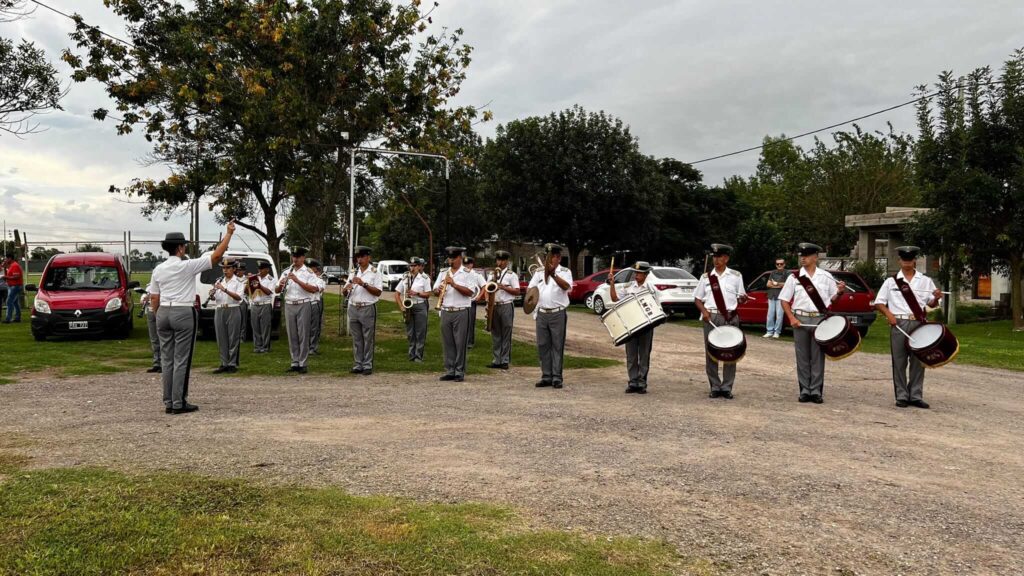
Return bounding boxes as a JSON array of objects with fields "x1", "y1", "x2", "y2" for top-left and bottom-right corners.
[
  {"x1": 0, "y1": 292, "x2": 616, "y2": 382},
  {"x1": 666, "y1": 315, "x2": 1024, "y2": 372},
  {"x1": 0, "y1": 461, "x2": 685, "y2": 575}
]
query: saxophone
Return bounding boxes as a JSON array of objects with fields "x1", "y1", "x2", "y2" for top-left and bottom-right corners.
[
  {"x1": 400, "y1": 270, "x2": 414, "y2": 323},
  {"x1": 434, "y1": 267, "x2": 453, "y2": 314}
]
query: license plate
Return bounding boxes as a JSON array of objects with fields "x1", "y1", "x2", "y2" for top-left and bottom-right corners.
[
  {"x1": 849, "y1": 316, "x2": 859, "y2": 324},
  {"x1": 69, "y1": 321, "x2": 88, "y2": 330}
]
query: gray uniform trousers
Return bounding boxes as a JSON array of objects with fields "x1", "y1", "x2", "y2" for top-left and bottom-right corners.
[
  {"x1": 239, "y1": 301, "x2": 249, "y2": 342},
  {"x1": 441, "y1": 308, "x2": 468, "y2": 377},
  {"x1": 349, "y1": 303, "x2": 377, "y2": 370},
  {"x1": 890, "y1": 319, "x2": 926, "y2": 402},
  {"x1": 250, "y1": 303, "x2": 272, "y2": 352},
  {"x1": 468, "y1": 303, "x2": 478, "y2": 348},
  {"x1": 405, "y1": 301, "x2": 428, "y2": 360},
  {"x1": 625, "y1": 327, "x2": 654, "y2": 389},
  {"x1": 145, "y1": 309, "x2": 161, "y2": 367},
  {"x1": 490, "y1": 302, "x2": 514, "y2": 365},
  {"x1": 702, "y1": 312, "x2": 740, "y2": 392},
  {"x1": 536, "y1": 310, "x2": 567, "y2": 384},
  {"x1": 156, "y1": 306, "x2": 198, "y2": 410},
  {"x1": 793, "y1": 314, "x2": 826, "y2": 397},
  {"x1": 285, "y1": 301, "x2": 312, "y2": 368},
  {"x1": 214, "y1": 306, "x2": 242, "y2": 368},
  {"x1": 310, "y1": 300, "x2": 323, "y2": 354}
]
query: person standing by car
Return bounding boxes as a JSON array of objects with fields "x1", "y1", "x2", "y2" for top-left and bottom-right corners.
[
  {"x1": 249, "y1": 260, "x2": 276, "y2": 353},
  {"x1": 0, "y1": 262, "x2": 8, "y2": 320},
  {"x1": 211, "y1": 258, "x2": 244, "y2": 373},
  {"x1": 2, "y1": 254, "x2": 23, "y2": 323},
  {"x1": 150, "y1": 221, "x2": 235, "y2": 414},
  {"x1": 530, "y1": 243, "x2": 573, "y2": 389},
  {"x1": 779, "y1": 242, "x2": 847, "y2": 404},
  {"x1": 343, "y1": 246, "x2": 383, "y2": 375},
  {"x1": 693, "y1": 244, "x2": 747, "y2": 399},
  {"x1": 396, "y1": 256, "x2": 432, "y2": 362},
  {"x1": 873, "y1": 246, "x2": 943, "y2": 409},
  {"x1": 608, "y1": 261, "x2": 659, "y2": 394},
  {"x1": 765, "y1": 257, "x2": 787, "y2": 338}
]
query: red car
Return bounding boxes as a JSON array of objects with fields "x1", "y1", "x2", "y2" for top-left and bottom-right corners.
[
  {"x1": 27, "y1": 252, "x2": 140, "y2": 340},
  {"x1": 569, "y1": 269, "x2": 611, "y2": 305},
  {"x1": 735, "y1": 269, "x2": 877, "y2": 336}
]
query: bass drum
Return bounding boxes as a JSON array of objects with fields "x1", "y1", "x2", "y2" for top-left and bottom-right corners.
[
  {"x1": 813, "y1": 315, "x2": 862, "y2": 360},
  {"x1": 908, "y1": 322, "x2": 960, "y2": 368},
  {"x1": 706, "y1": 325, "x2": 747, "y2": 364},
  {"x1": 600, "y1": 291, "x2": 668, "y2": 346}
]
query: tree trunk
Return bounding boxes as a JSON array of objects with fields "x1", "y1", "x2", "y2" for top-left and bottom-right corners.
[
  {"x1": 567, "y1": 244, "x2": 581, "y2": 279},
  {"x1": 1011, "y1": 252, "x2": 1023, "y2": 331}
]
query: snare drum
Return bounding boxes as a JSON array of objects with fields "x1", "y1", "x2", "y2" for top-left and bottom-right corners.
[
  {"x1": 706, "y1": 325, "x2": 747, "y2": 364},
  {"x1": 813, "y1": 315, "x2": 862, "y2": 360},
  {"x1": 908, "y1": 322, "x2": 959, "y2": 368},
  {"x1": 600, "y1": 291, "x2": 668, "y2": 346}
]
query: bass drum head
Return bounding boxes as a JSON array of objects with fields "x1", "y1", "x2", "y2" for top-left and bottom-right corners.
[
  {"x1": 708, "y1": 325, "x2": 744, "y2": 348},
  {"x1": 908, "y1": 323, "x2": 945, "y2": 351},
  {"x1": 814, "y1": 315, "x2": 848, "y2": 343}
]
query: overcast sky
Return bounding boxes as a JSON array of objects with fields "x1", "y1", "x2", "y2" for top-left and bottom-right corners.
[{"x1": 1, "y1": 0, "x2": 1022, "y2": 253}]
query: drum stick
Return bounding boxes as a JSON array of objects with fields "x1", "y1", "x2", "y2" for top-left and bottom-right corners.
[
  {"x1": 914, "y1": 289, "x2": 951, "y2": 294},
  {"x1": 727, "y1": 289, "x2": 756, "y2": 301},
  {"x1": 895, "y1": 325, "x2": 916, "y2": 344},
  {"x1": 829, "y1": 277, "x2": 857, "y2": 292}
]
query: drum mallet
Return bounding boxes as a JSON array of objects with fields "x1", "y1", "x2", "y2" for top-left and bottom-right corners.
[{"x1": 894, "y1": 325, "x2": 917, "y2": 344}]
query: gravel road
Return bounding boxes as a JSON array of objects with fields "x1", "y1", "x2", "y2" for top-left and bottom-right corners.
[{"x1": 2, "y1": 308, "x2": 1021, "y2": 575}]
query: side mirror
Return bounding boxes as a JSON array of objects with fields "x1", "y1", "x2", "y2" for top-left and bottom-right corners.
[
  {"x1": 128, "y1": 280, "x2": 140, "y2": 289},
  {"x1": 25, "y1": 284, "x2": 38, "y2": 292},
  {"x1": 132, "y1": 286, "x2": 146, "y2": 294}
]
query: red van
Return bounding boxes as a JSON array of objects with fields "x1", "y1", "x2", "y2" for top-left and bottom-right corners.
[
  {"x1": 27, "y1": 253, "x2": 139, "y2": 341},
  {"x1": 734, "y1": 269, "x2": 877, "y2": 336}
]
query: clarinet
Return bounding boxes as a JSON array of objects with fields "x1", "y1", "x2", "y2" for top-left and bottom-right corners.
[{"x1": 203, "y1": 275, "x2": 224, "y2": 307}]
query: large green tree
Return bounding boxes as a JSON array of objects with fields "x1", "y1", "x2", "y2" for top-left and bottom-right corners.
[
  {"x1": 479, "y1": 106, "x2": 657, "y2": 275},
  {"x1": 0, "y1": 0, "x2": 63, "y2": 136},
  {"x1": 911, "y1": 51, "x2": 1024, "y2": 330},
  {"x1": 64, "y1": 0, "x2": 481, "y2": 260}
]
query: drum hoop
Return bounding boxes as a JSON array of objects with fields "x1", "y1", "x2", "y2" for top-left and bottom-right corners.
[
  {"x1": 824, "y1": 334, "x2": 862, "y2": 361},
  {"x1": 706, "y1": 349, "x2": 746, "y2": 365},
  {"x1": 921, "y1": 339, "x2": 960, "y2": 369},
  {"x1": 814, "y1": 315, "x2": 848, "y2": 343}
]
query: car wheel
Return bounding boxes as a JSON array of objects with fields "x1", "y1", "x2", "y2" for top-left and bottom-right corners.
[
  {"x1": 592, "y1": 295, "x2": 606, "y2": 315},
  {"x1": 32, "y1": 330, "x2": 46, "y2": 342},
  {"x1": 857, "y1": 326, "x2": 870, "y2": 338},
  {"x1": 584, "y1": 292, "x2": 594, "y2": 308},
  {"x1": 115, "y1": 318, "x2": 133, "y2": 339}
]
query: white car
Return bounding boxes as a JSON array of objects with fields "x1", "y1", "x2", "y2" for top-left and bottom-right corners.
[
  {"x1": 589, "y1": 266, "x2": 698, "y2": 316},
  {"x1": 375, "y1": 259, "x2": 410, "y2": 291}
]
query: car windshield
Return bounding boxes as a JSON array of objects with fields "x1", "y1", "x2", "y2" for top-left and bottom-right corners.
[
  {"x1": 199, "y1": 257, "x2": 267, "y2": 284},
  {"x1": 324, "y1": 266, "x2": 342, "y2": 274},
  {"x1": 653, "y1": 268, "x2": 695, "y2": 280},
  {"x1": 43, "y1": 266, "x2": 121, "y2": 290},
  {"x1": 388, "y1": 264, "x2": 409, "y2": 274},
  {"x1": 833, "y1": 272, "x2": 869, "y2": 293}
]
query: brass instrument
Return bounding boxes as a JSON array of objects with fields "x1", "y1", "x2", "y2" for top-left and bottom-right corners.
[
  {"x1": 399, "y1": 270, "x2": 414, "y2": 323},
  {"x1": 484, "y1": 268, "x2": 502, "y2": 333},
  {"x1": 434, "y1": 267, "x2": 453, "y2": 312}
]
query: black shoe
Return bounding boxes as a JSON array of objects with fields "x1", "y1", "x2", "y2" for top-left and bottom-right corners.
[
  {"x1": 212, "y1": 366, "x2": 228, "y2": 374},
  {"x1": 286, "y1": 365, "x2": 298, "y2": 373},
  {"x1": 636, "y1": 388, "x2": 647, "y2": 394},
  {"x1": 709, "y1": 390, "x2": 721, "y2": 398},
  {"x1": 171, "y1": 403, "x2": 199, "y2": 414},
  {"x1": 164, "y1": 407, "x2": 173, "y2": 414},
  {"x1": 487, "y1": 363, "x2": 500, "y2": 368},
  {"x1": 350, "y1": 368, "x2": 363, "y2": 374},
  {"x1": 895, "y1": 400, "x2": 909, "y2": 408},
  {"x1": 297, "y1": 366, "x2": 308, "y2": 374},
  {"x1": 798, "y1": 394, "x2": 811, "y2": 403},
  {"x1": 225, "y1": 366, "x2": 238, "y2": 373},
  {"x1": 535, "y1": 380, "x2": 552, "y2": 388},
  {"x1": 361, "y1": 369, "x2": 373, "y2": 376},
  {"x1": 499, "y1": 363, "x2": 509, "y2": 370},
  {"x1": 811, "y1": 395, "x2": 824, "y2": 404},
  {"x1": 147, "y1": 366, "x2": 161, "y2": 373},
  {"x1": 625, "y1": 386, "x2": 639, "y2": 394},
  {"x1": 909, "y1": 399, "x2": 930, "y2": 409},
  {"x1": 552, "y1": 382, "x2": 563, "y2": 389},
  {"x1": 721, "y1": 391, "x2": 734, "y2": 399},
  {"x1": 440, "y1": 374, "x2": 457, "y2": 381},
  {"x1": 453, "y1": 376, "x2": 464, "y2": 382}
]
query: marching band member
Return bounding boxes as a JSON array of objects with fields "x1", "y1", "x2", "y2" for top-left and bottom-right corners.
[
  {"x1": 344, "y1": 246, "x2": 383, "y2": 375},
  {"x1": 464, "y1": 256, "x2": 486, "y2": 349},
  {"x1": 212, "y1": 258, "x2": 244, "y2": 374},
  {"x1": 433, "y1": 246, "x2": 477, "y2": 382},
  {"x1": 609, "y1": 261, "x2": 659, "y2": 394},
  {"x1": 150, "y1": 222, "x2": 235, "y2": 414},
  {"x1": 395, "y1": 256, "x2": 432, "y2": 362},
  {"x1": 276, "y1": 247, "x2": 320, "y2": 374},
  {"x1": 873, "y1": 246, "x2": 943, "y2": 409},
  {"x1": 306, "y1": 259, "x2": 327, "y2": 356},
  {"x1": 779, "y1": 242, "x2": 847, "y2": 404},
  {"x1": 249, "y1": 260, "x2": 276, "y2": 353},
  {"x1": 234, "y1": 261, "x2": 249, "y2": 346},
  {"x1": 530, "y1": 243, "x2": 573, "y2": 389},
  {"x1": 486, "y1": 250, "x2": 520, "y2": 370},
  {"x1": 693, "y1": 244, "x2": 747, "y2": 399},
  {"x1": 141, "y1": 283, "x2": 161, "y2": 373}
]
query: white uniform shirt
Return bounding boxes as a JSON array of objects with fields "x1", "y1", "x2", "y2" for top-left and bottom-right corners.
[
  {"x1": 213, "y1": 275, "x2": 244, "y2": 306},
  {"x1": 491, "y1": 267, "x2": 519, "y2": 305},
  {"x1": 693, "y1": 267, "x2": 746, "y2": 312},
  {"x1": 311, "y1": 274, "x2": 326, "y2": 302},
  {"x1": 282, "y1": 265, "x2": 321, "y2": 302},
  {"x1": 150, "y1": 255, "x2": 213, "y2": 305},
  {"x1": 251, "y1": 273, "x2": 277, "y2": 305},
  {"x1": 235, "y1": 274, "x2": 250, "y2": 303},
  {"x1": 528, "y1": 265, "x2": 573, "y2": 311},
  {"x1": 399, "y1": 272, "x2": 432, "y2": 304},
  {"x1": 873, "y1": 270, "x2": 939, "y2": 315},
  {"x1": 347, "y1": 265, "x2": 382, "y2": 305},
  {"x1": 622, "y1": 280, "x2": 660, "y2": 304},
  {"x1": 433, "y1": 265, "x2": 478, "y2": 308},
  {"x1": 778, "y1": 267, "x2": 838, "y2": 314}
]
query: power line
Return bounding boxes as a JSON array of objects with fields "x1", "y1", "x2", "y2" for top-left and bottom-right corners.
[
  {"x1": 27, "y1": 0, "x2": 134, "y2": 47},
  {"x1": 687, "y1": 80, "x2": 1006, "y2": 165}
]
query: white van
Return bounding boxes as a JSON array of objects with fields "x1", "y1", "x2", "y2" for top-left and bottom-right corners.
[
  {"x1": 375, "y1": 259, "x2": 410, "y2": 291},
  {"x1": 195, "y1": 250, "x2": 280, "y2": 339}
]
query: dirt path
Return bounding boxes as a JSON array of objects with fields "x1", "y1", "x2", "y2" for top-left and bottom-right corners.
[{"x1": 2, "y1": 309, "x2": 1022, "y2": 575}]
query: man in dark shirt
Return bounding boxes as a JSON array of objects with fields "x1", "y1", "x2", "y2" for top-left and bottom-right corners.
[{"x1": 764, "y1": 257, "x2": 787, "y2": 338}]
